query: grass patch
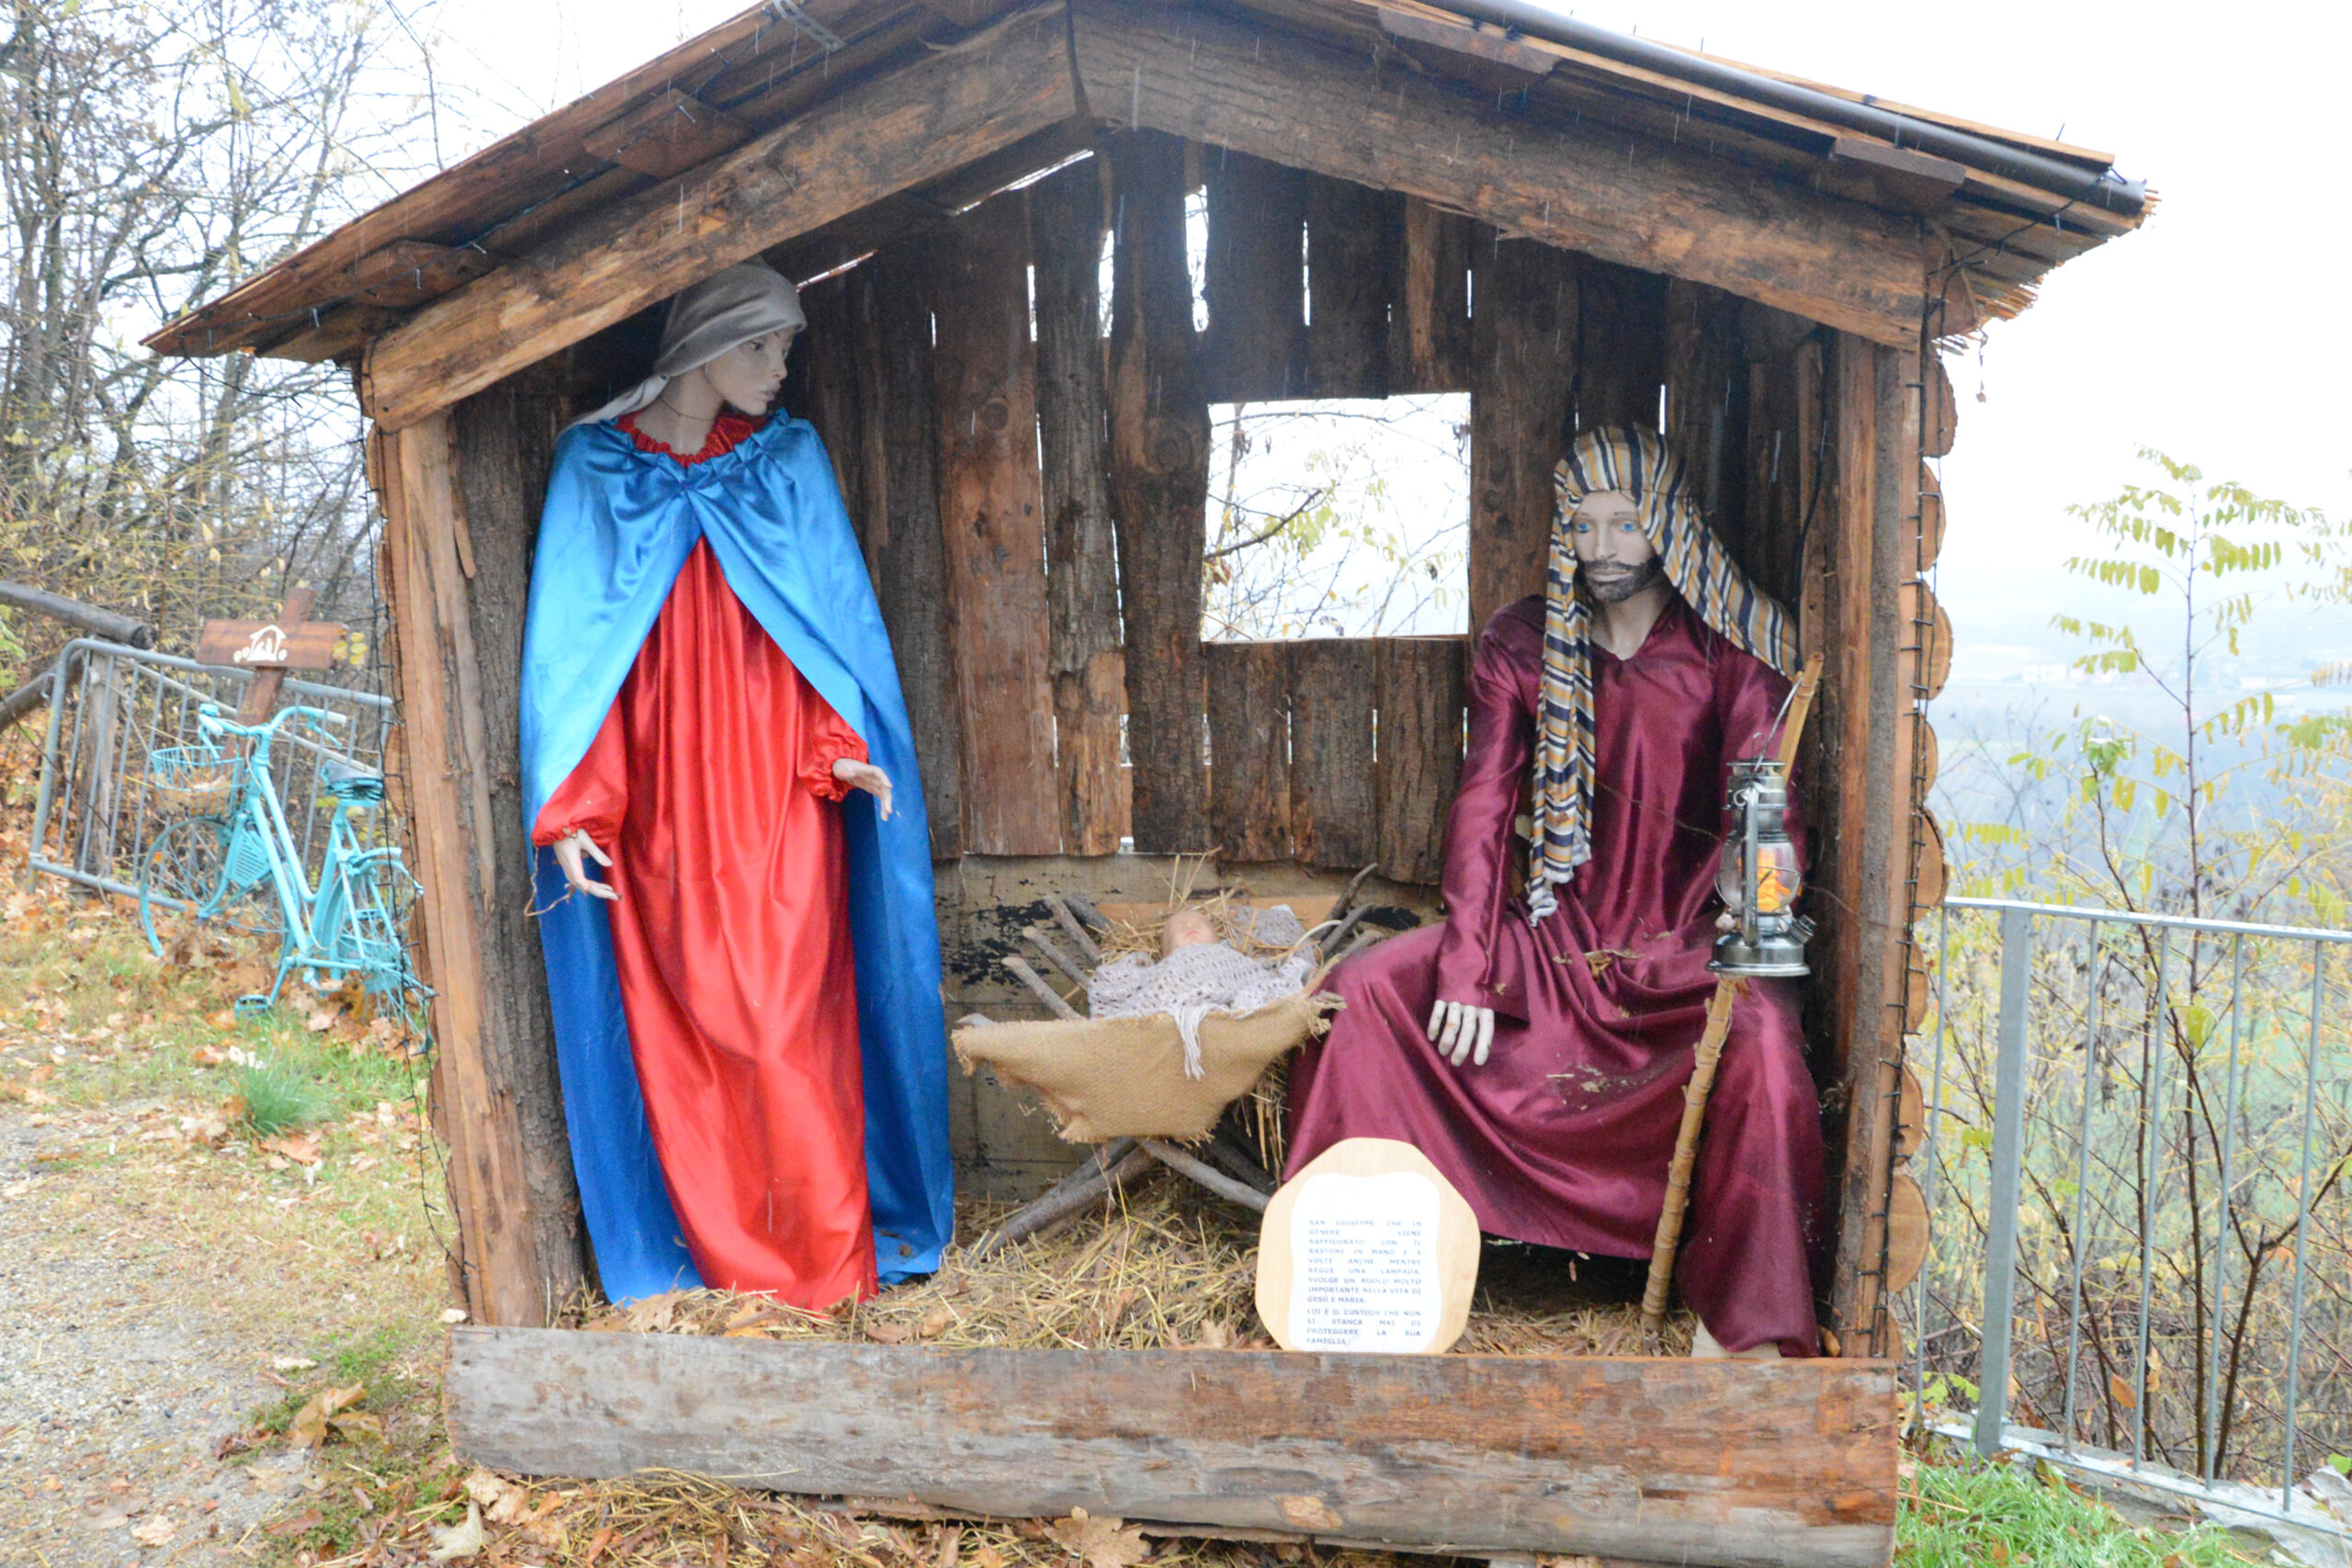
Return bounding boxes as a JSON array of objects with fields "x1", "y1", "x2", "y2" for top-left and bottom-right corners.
[
  {"x1": 236, "y1": 1054, "x2": 332, "y2": 1135},
  {"x1": 1898, "y1": 1447, "x2": 2264, "y2": 1565}
]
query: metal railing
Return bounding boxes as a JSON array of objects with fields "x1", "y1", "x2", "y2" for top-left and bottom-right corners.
[
  {"x1": 1905, "y1": 895, "x2": 2352, "y2": 1533},
  {"x1": 27, "y1": 638, "x2": 395, "y2": 902}
]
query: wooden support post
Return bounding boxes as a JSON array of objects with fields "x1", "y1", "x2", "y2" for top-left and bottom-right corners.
[
  {"x1": 1287, "y1": 639, "x2": 1378, "y2": 872},
  {"x1": 1304, "y1": 175, "x2": 1396, "y2": 399},
  {"x1": 1374, "y1": 636, "x2": 1466, "y2": 886},
  {"x1": 376, "y1": 377, "x2": 587, "y2": 1327},
  {"x1": 1200, "y1": 150, "x2": 1307, "y2": 403},
  {"x1": 1815, "y1": 333, "x2": 1916, "y2": 1356},
  {"x1": 1573, "y1": 257, "x2": 1667, "y2": 434},
  {"x1": 1204, "y1": 640, "x2": 1291, "y2": 863},
  {"x1": 1106, "y1": 130, "x2": 1211, "y2": 853},
  {"x1": 1030, "y1": 159, "x2": 1126, "y2": 855},
  {"x1": 869, "y1": 240, "x2": 967, "y2": 861},
  {"x1": 1389, "y1": 197, "x2": 1474, "y2": 394},
  {"x1": 931, "y1": 192, "x2": 1060, "y2": 855},
  {"x1": 1467, "y1": 234, "x2": 1577, "y2": 634}
]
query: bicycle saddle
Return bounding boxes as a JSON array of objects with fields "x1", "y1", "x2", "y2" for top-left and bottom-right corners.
[{"x1": 320, "y1": 756, "x2": 385, "y2": 802}]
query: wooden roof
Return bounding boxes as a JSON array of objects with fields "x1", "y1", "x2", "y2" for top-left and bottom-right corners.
[{"x1": 149, "y1": 0, "x2": 2146, "y2": 428}]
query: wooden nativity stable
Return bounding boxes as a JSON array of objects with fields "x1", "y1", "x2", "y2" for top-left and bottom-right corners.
[{"x1": 151, "y1": 0, "x2": 2146, "y2": 1561}]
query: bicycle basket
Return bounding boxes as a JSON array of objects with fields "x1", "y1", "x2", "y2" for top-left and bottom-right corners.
[{"x1": 148, "y1": 745, "x2": 238, "y2": 816}]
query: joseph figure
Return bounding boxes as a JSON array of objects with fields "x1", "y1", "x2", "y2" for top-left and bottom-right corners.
[{"x1": 1285, "y1": 424, "x2": 1826, "y2": 1358}]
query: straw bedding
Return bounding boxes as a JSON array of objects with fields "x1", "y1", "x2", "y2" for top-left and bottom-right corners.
[{"x1": 561, "y1": 1173, "x2": 1690, "y2": 1357}]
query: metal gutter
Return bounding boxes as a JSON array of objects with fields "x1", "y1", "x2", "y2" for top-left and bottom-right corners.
[{"x1": 1431, "y1": 0, "x2": 2146, "y2": 217}]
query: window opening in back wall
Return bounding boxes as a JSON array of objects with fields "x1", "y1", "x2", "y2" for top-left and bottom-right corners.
[{"x1": 1203, "y1": 394, "x2": 1470, "y2": 641}]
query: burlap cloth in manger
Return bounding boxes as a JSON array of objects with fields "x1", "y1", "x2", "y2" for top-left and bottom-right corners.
[{"x1": 951, "y1": 988, "x2": 1341, "y2": 1144}]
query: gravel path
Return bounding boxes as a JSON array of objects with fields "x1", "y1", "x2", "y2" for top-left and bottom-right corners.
[{"x1": 0, "y1": 1098, "x2": 441, "y2": 1567}]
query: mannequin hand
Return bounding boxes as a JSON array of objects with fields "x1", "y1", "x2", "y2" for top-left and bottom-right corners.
[
  {"x1": 1427, "y1": 999, "x2": 1495, "y2": 1067},
  {"x1": 832, "y1": 758, "x2": 894, "y2": 820},
  {"x1": 552, "y1": 829, "x2": 617, "y2": 902}
]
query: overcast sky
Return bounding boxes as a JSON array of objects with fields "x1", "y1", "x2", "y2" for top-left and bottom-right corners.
[{"x1": 419, "y1": 0, "x2": 2351, "y2": 690}]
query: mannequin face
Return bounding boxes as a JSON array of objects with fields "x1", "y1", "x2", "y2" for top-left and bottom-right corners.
[
  {"x1": 1568, "y1": 490, "x2": 1664, "y2": 603},
  {"x1": 1160, "y1": 908, "x2": 1217, "y2": 957},
  {"x1": 697, "y1": 328, "x2": 797, "y2": 416}
]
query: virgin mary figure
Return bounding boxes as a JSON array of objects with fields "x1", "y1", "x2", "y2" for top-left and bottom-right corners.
[{"x1": 519, "y1": 261, "x2": 954, "y2": 1308}]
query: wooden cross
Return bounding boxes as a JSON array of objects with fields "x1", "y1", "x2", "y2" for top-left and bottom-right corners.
[{"x1": 195, "y1": 587, "x2": 346, "y2": 722}]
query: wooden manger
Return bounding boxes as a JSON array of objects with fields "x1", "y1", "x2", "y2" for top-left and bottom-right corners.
[{"x1": 149, "y1": 0, "x2": 2148, "y2": 1561}]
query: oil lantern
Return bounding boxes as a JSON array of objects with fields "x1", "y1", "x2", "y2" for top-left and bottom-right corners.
[{"x1": 1711, "y1": 758, "x2": 1812, "y2": 976}]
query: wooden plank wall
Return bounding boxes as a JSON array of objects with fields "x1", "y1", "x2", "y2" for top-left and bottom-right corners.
[
  {"x1": 1202, "y1": 638, "x2": 1464, "y2": 884},
  {"x1": 788, "y1": 158, "x2": 1940, "y2": 1363},
  {"x1": 931, "y1": 197, "x2": 1060, "y2": 856},
  {"x1": 1030, "y1": 161, "x2": 1126, "y2": 855},
  {"x1": 1107, "y1": 130, "x2": 1214, "y2": 853}
]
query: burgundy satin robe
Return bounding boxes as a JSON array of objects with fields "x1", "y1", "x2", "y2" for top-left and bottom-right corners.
[{"x1": 1285, "y1": 593, "x2": 1826, "y2": 1355}]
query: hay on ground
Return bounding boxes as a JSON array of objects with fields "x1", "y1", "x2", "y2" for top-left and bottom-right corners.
[{"x1": 559, "y1": 1171, "x2": 1690, "y2": 1358}]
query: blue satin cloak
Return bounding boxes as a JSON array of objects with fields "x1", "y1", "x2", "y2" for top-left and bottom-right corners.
[{"x1": 519, "y1": 416, "x2": 955, "y2": 1303}]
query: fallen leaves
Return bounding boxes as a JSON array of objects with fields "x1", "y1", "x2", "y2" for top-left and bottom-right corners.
[
  {"x1": 286, "y1": 1382, "x2": 369, "y2": 1449},
  {"x1": 427, "y1": 1502, "x2": 487, "y2": 1562},
  {"x1": 130, "y1": 1514, "x2": 178, "y2": 1548},
  {"x1": 1048, "y1": 1508, "x2": 1150, "y2": 1568},
  {"x1": 256, "y1": 1131, "x2": 322, "y2": 1166}
]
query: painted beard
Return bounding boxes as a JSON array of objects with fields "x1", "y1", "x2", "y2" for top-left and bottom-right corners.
[{"x1": 1581, "y1": 555, "x2": 1665, "y2": 604}]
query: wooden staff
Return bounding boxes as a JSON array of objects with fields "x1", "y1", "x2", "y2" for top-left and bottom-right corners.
[{"x1": 1640, "y1": 653, "x2": 1824, "y2": 1343}]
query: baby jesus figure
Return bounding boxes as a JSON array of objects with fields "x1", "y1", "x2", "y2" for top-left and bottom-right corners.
[{"x1": 1085, "y1": 906, "x2": 1317, "y2": 1078}]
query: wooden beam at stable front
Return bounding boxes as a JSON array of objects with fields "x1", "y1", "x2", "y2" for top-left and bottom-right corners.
[
  {"x1": 447, "y1": 1329, "x2": 1897, "y2": 1568},
  {"x1": 359, "y1": 5, "x2": 1080, "y2": 432},
  {"x1": 1068, "y1": 0, "x2": 1933, "y2": 349},
  {"x1": 378, "y1": 398, "x2": 587, "y2": 1327}
]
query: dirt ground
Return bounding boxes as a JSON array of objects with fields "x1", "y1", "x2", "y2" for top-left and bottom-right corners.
[{"x1": 0, "y1": 875, "x2": 451, "y2": 1568}]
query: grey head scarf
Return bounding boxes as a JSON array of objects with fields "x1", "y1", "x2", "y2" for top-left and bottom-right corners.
[{"x1": 568, "y1": 261, "x2": 808, "y2": 430}]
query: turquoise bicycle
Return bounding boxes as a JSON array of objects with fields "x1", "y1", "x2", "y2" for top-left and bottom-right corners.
[{"x1": 137, "y1": 702, "x2": 431, "y2": 1038}]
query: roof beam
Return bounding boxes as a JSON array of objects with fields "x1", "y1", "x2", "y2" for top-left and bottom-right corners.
[
  {"x1": 358, "y1": 3, "x2": 1079, "y2": 432},
  {"x1": 1069, "y1": 0, "x2": 1932, "y2": 346}
]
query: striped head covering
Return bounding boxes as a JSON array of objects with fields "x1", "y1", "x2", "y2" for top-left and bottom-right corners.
[{"x1": 1528, "y1": 424, "x2": 1799, "y2": 919}]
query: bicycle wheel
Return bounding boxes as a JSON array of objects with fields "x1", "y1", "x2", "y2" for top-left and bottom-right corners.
[
  {"x1": 138, "y1": 817, "x2": 286, "y2": 960},
  {"x1": 334, "y1": 850, "x2": 434, "y2": 1048}
]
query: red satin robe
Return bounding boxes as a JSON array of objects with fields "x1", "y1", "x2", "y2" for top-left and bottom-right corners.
[
  {"x1": 1285, "y1": 593, "x2": 1826, "y2": 1355},
  {"x1": 532, "y1": 411, "x2": 879, "y2": 1307}
]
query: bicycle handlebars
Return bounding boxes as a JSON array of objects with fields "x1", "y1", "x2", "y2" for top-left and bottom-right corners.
[{"x1": 196, "y1": 701, "x2": 351, "y2": 739}]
